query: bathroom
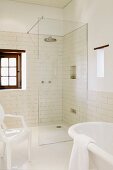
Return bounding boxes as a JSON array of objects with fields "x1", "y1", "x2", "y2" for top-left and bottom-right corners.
[{"x1": 0, "y1": 0, "x2": 113, "y2": 170}]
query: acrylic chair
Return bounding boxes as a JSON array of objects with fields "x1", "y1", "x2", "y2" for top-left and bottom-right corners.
[{"x1": 0, "y1": 104, "x2": 31, "y2": 170}]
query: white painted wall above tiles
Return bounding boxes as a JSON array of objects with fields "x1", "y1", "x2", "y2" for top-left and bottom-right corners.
[
  {"x1": 0, "y1": 0, "x2": 63, "y2": 34},
  {"x1": 0, "y1": 1, "x2": 85, "y2": 36},
  {"x1": 35, "y1": 18, "x2": 64, "y2": 36}
]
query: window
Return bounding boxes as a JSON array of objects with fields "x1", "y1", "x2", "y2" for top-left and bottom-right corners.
[
  {"x1": 97, "y1": 49, "x2": 104, "y2": 77},
  {"x1": 94, "y1": 44, "x2": 109, "y2": 78},
  {"x1": 0, "y1": 49, "x2": 26, "y2": 89}
]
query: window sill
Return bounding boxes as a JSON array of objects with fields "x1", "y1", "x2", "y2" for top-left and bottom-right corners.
[{"x1": 0, "y1": 89, "x2": 26, "y2": 92}]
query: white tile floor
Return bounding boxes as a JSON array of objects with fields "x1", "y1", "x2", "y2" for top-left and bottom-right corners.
[
  {"x1": 38, "y1": 124, "x2": 72, "y2": 145},
  {"x1": 0, "y1": 126, "x2": 73, "y2": 170}
]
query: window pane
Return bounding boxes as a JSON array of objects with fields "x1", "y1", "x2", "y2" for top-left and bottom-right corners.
[
  {"x1": 9, "y1": 77, "x2": 16, "y2": 85},
  {"x1": 9, "y1": 58, "x2": 16, "y2": 66},
  {"x1": 1, "y1": 68, "x2": 8, "y2": 76},
  {"x1": 1, "y1": 58, "x2": 8, "y2": 67},
  {"x1": 97, "y1": 49, "x2": 104, "y2": 77},
  {"x1": 9, "y1": 68, "x2": 16, "y2": 76},
  {"x1": 1, "y1": 77, "x2": 8, "y2": 85}
]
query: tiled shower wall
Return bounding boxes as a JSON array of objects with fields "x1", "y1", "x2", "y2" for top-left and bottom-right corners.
[
  {"x1": 38, "y1": 35, "x2": 63, "y2": 124},
  {"x1": 62, "y1": 25, "x2": 88, "y2": 125},
  {"x1": 0, "y1": 30, "x2": 112, "y2": 127},
  {"x1": 0, "y1": 25, "x2": 89, "y2": 127},
  {"x1": 0, "y1": 32, "x2": 63, "y2": 126}
]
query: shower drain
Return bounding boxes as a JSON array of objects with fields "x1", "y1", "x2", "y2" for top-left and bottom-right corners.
[{"x1": 56, "y1": 125, "x2": 62, "y2": 128}]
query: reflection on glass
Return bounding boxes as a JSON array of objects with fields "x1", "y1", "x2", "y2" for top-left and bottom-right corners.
[
  {"x1": 9, "y1": 58, "x2": 16, "y2": 66},
  {"x1": 9, "y1": 77, "x2": 16, "y2": 85},
  {"x1": 1, "y1": 68, "x2": 8, "y2": 76},
  {"x1": 1, "y1": 77, "x2": 8, "y2": 85},
  {"x1": 1, "y1": 58, "x2": 8, "y2": 67},
  {"x1": 9, "y1": 68, "x2": 16, "y2": 76}
]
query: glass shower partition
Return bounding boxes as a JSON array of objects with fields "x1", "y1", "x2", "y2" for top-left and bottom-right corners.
[{"x1": 35, "y1": 18, "x2": 88, "y2": 145}]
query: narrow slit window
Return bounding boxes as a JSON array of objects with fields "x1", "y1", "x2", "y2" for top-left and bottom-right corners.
[{"x1": 97, "y1": 49, "x2": 104, "y2": 77}]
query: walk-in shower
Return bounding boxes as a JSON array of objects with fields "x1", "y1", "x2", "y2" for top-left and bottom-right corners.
[{"x1": 27, "y1": 17, "x2": 88, "y2": 145}]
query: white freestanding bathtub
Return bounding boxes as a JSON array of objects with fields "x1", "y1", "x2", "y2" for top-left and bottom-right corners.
[{"x1": 68, "y1": 122, "x2": 113, "y2": 170}]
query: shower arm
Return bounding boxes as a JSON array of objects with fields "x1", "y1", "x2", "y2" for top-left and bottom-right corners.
[{"x1": 27, "y1": 16, "x2": 44, "y2": 34}]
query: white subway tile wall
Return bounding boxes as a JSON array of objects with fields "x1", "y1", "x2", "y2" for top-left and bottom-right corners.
[
  {"x1": 38, "y1": 35, "x2": 63, "y2": 124},
  {"x1": 62, "y1": 25, "x2": 88, "y2": 125},
  {"x1": 87, "y1": 91, "x2": 113, "y2": 122},
  {"x1": 0, "y1": 25, "x2": 89, "y2": 127},
  {"x1": 0, "y1": 32, "x2": 63, "y2": 126}
]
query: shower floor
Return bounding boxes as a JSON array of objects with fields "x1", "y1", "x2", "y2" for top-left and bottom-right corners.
[{"x1": 32, "y1": 124, "x2": 72, "y2": 146}]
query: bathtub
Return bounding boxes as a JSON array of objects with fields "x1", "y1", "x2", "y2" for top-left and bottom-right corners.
[{"x1": 68, "y1": 122, "x2": 113, "y2": 170}]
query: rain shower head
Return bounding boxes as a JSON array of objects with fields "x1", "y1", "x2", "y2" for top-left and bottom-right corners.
[{"x1": 44, "y1": 36, "x2": 56, "y2": 42}]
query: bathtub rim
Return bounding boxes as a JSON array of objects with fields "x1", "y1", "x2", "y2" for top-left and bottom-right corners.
[
  {"x1": 68, "y1": 121, "x2": 113, "y2": 139},
  {"x1": 68, "y1": 122, "x2": 113, "y2": 166}
]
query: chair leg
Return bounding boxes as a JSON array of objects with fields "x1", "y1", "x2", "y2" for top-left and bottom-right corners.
[
  {"x1": 6, "y1": 144, "x2": 11, "y2": 170},
  {"x1": 28, "y1": 135, "x2": 31, "y2": 162},
  {"x1": 1, "y1": 143, "x2": 6, "y2": 158}
]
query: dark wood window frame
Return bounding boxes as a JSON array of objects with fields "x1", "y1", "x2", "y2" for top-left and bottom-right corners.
[
  {"x1": 94, "y1": 44, "x2": 109, "y2": 50},
  {"x1": 0, "y1": 49, "x2": 25, "y2": 90}
]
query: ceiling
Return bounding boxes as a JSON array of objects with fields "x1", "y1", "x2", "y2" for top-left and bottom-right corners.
[{"x1": 9, "y1": 0, "x2": 72, "y2": 8}]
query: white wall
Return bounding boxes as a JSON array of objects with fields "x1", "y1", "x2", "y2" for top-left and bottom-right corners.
[
  {"x1": 63, "y1": 25, "x2": 88, "y2": 124},
  {"x1": 64, "y1": 0, "x2": 113, "y2": 92},
  {"x1": 0, "y1": 0, "x2": 63, "y2": 33},
  {"x1": 38, "y1": 34, "x2": 63, "y2": 124},
  {"x1": 3, "y1": 0, "x2": 113, "y2": 125},
  {"x1": 0, "y1": 1, "x2": 64, "y2": 127},
  {"x1": 0, "y1": 31, "x2": 63, "y2": 127},
  {"x1": 63, "y1": 0, "x2": 113, "y2": 123},
  {"x1": 0, "y1": 32, "x2": 39, "y2": 127}
]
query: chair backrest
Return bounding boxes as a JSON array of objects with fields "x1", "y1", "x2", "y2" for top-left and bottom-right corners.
[{"x1": 0, "y1": 104, "x2": 4, "y2": 126}]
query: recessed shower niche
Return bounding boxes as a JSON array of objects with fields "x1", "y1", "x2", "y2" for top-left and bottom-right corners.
[{"x1": 70, "y1": 66, "x2": 76, "y2": 79}]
